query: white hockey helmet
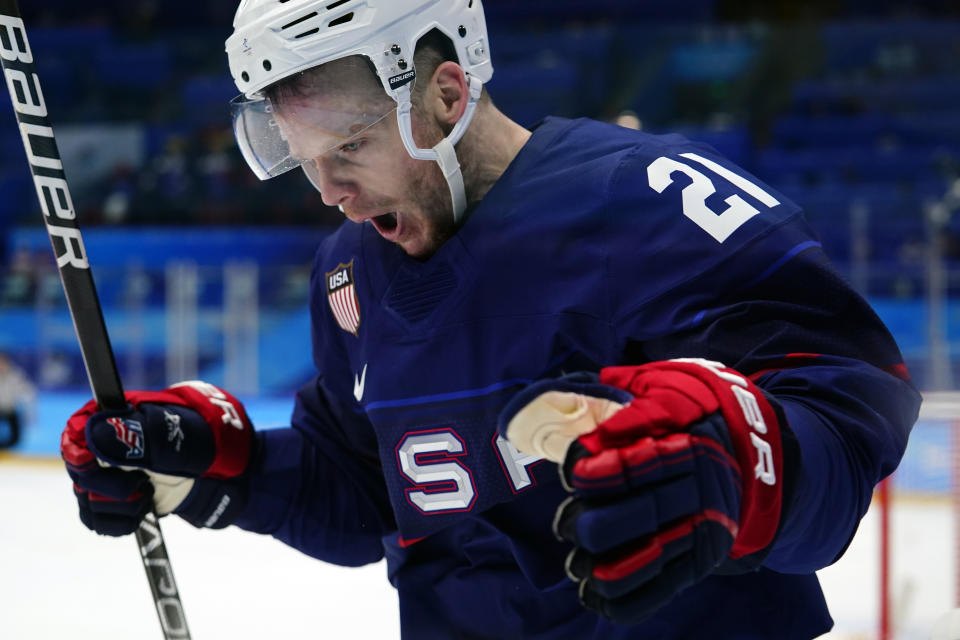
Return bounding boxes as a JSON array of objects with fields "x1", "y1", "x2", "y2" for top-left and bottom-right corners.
[{"x1": 226, "y1": 0, "x2": 493, "y2": 223}]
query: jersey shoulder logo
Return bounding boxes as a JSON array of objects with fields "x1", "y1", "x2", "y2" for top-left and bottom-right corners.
[{"x1": 326, "y1": 259, "x2": 361, "y2": 336}]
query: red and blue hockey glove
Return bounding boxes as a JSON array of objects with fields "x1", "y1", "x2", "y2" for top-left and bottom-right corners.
[
  {"x1": 61, "y1": 381, "x2": 254, "y2": 536},
  {"x1": 499, "y1": 358, "x2": 800, "y2": 624}
]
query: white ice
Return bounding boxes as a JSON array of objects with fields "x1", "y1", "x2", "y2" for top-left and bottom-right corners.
[
  {"x1": 0, "y1": 460, "x2": 400, "y2": 639},
  {"x1": 0, "y1": 459, "x2": 950, "y2": 639},
  {"x1": 818, "y1": 497, "x2": 954, "y2": 640}
]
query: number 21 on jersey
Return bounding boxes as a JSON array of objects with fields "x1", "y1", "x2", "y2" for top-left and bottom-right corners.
[{"x1": 647, "y1": 152, "x2": 780, "y2": 243}]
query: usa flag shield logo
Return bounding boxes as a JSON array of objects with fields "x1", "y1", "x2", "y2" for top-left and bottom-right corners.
[
  {"x1": 326, "y1": 259, "x2": 361, "y2": 336},
  {"x1": 107, "y1": 417, "x2": 145, "y2": 459}
]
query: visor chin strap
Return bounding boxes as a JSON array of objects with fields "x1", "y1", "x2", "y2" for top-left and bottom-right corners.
[{"x1": 396, "y1": 75, "x2": 484, "y2": 225}]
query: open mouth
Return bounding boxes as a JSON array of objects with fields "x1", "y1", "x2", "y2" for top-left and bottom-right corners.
[{"x1": 371, "y1": 212, "x2": 399, "y2": 233}]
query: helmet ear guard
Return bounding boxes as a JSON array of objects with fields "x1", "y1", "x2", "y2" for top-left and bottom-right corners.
[{"x1": 225, "y1": 0, "x2": 494, "y2": 224}]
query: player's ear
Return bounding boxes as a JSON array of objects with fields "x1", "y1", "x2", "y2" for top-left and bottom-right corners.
[{"x1": 424, "y1": 61, "x2": 469, "y2": 130}]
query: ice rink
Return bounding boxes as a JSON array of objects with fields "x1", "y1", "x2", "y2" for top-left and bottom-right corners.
[
  {"x1": 0, "y1": 455, "x2": 951, "y2": 640},
  {"x1": 0, "y1": 459, "x2": 400, "y2": 639}
]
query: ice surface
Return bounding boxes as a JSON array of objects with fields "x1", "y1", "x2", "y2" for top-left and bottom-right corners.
[
  {"x1": 0, "y1": 458, "x2": 950, "y2": 639},
  {"x1": 0, "y1": 460, "x2": 400, "y2": 639},
  {"x1": 818, "y1": 497, "x2": 953, "y2": 640}
]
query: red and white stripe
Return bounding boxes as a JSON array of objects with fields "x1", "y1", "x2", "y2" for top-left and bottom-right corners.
[{"x1": 329, "y1": 284, "x2": 360, "y2": 334}]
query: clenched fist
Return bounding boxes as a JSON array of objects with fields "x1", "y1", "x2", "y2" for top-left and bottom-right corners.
[
  {"x1": 61, "y1": 381, "x2": 254, "y2": 536},
  {"x1": 499, "y1": 359, "x2": 800, "y2": 624}
]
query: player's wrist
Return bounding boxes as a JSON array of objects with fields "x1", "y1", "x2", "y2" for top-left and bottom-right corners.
[
  {"x1": 228, "y1": 428, "x2": 309, "y2": 535},
  {"x1": 173, "y1": 476, "x2": 250, "y2": 529}
]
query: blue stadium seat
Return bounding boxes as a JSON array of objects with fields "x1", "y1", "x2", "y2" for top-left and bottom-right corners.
[
  {"x1": 676, "y1": 126, "x2": 750, "y2": 168},
  {"x1": 27, "y1": 27, "x2": 113, "y2": 58},
  {"x1": 0, "y1": 172, "x2": 33, "y2": 219},
  {"x1": 0, "y1": 129, "x2": 24, "y2": 171},
  {"x1": 491, "y1": 27, "x2": 613, "y2": 117},
  {"x1": 33, "y1": 57, "x2": 79, "y2": 110},
  {"x1": 758, "y1": 146, "x2": 948, "y2": 185},
  {"x1": 482, "y1": 0, "x2": 716, "y2": 23},
  {"x1": 180, "y1": 75, "x2": 238, "y2": 125},
  {"x1": 95, "y1": 43, "x2": 172, "y2": 88},
  {"x1": 793, "y1": 76, "x2": 960, "y2": 115},
  {"x1": 821, "y1": 20, "x2": 959, "y2": 74},
  {"x1": 668, "y1": 41, "x2": 756, "y2": 82},
  {"x1": 900, "y1": 112, "x2": 960, "y2": 146},
  {"x1": 142, "y1": 124, "x2": 193, "y2": 158},
  {"x1": 487, "y1": 62, "x2": 579, "y2": 125},
  {"x1": 772, "y1": 114, "x2": 898, "y2": 148}
]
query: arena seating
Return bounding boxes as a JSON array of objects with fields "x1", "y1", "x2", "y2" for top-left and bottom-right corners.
[{"x1": 2, "y1": 9, "x2": 959, "y2": 390}]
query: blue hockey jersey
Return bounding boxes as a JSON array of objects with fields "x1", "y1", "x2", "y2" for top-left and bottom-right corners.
[{"x1": 234, "y1": 117, "x2": 921, "y2": 639}]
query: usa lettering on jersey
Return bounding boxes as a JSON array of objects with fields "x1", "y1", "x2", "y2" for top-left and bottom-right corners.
[
  {"x1": 326, "y1": 259, "x2": 361, "y2": 336},
  {"x1": 394, "y1": 429, "x2": 545, "y2": 517}
]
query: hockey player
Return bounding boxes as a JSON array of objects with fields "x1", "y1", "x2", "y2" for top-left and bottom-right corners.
[
  {"x1": 61, "y1": 1, "x2": 921, "y2": 638},
  {"x1": 0, "y1": 352, "x2": 34, "y2": 450}
]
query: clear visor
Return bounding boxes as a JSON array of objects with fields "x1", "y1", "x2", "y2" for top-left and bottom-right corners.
[{"x1": 230, "y1": 56, "x2": 398, "y2": 181}]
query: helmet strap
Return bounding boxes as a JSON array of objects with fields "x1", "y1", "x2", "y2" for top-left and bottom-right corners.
[
  {"x1": 433, "y1": 137, "x2": 467, "y2": 224},
  {"x1": 396, "y1": 75, "x2": 484, "y2": 225}
]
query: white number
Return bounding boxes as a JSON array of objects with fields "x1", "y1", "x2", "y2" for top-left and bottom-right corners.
[
  {"x1": 647, "y1": 152, "x2": 780, "y2": 243},
  {"x1": 397, "y1": 430, "x2": 476, "y2": 513}
]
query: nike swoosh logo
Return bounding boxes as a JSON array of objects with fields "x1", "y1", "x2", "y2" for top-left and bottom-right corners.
[{"x1": 354, "y1": 364, "x2": 367, "y2": 402}]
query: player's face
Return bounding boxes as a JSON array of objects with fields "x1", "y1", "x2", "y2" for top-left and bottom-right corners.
[{"x1": 280, "y1": 96, "x2": 456, "y2": 259}]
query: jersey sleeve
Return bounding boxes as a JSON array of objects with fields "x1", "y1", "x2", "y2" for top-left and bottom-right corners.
[
  {"x1": 233, "y1": 236, "x2": 395, "y2": 566},
  {"x1": 233, "y1": 377, "x2": 395, "y2": 566},
  {"x1": 601, "y1": 140, "x2": 922, "y2": 573}
]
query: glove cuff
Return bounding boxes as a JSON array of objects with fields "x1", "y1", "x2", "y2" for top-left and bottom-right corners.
[
  {"x1": 599, "y1": 359, "x2": 790, "y2": 559},
  {"x1": 146, "y1": 471, "x2": 195, "y2": 515},
  {"x1": 716, "y1": 400, "x2": 802, "y2": 572},
  {"x1": 174, "y1": 477, "x2": 249, "y2": 529}
]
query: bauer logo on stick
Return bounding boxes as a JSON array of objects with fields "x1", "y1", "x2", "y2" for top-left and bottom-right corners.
[
  {"x1": 326, "y1": 259, "x2": 361, "y2": 336},
  {"x1": 0, "y1": 12, "x2": 88, "y2": 271},
  {"x1": 3, "y1": 4, "x2": 190, "y2": 637}
]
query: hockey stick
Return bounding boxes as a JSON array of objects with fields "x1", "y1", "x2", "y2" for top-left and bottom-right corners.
[{"x1": 0, "y1": 3, "x2": 191, "y2": 638}]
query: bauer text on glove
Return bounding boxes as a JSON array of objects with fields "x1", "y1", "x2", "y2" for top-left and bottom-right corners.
[{"x1": 498, "y1": 359, "x2": 801, "y2": 624}]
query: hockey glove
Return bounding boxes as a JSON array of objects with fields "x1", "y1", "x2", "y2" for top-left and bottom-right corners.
[
  {"x1": 61, "y1": 381, "x2": 254, "y2": 536},
  {"x1": 499, "y1": 359, "x2": 799, "y2": 624}
]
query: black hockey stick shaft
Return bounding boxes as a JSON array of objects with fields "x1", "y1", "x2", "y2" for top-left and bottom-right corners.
[{"x1": 0, "y1": 3, "x2": 191, "y2": 638}]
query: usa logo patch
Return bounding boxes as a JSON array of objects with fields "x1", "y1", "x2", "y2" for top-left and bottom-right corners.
[
  {"x1": 107, "y1": 417, "x2": 145, "y2": 460},
  {"x1": 326, "y1": 259, "x2": 361, "y2": 336}
]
